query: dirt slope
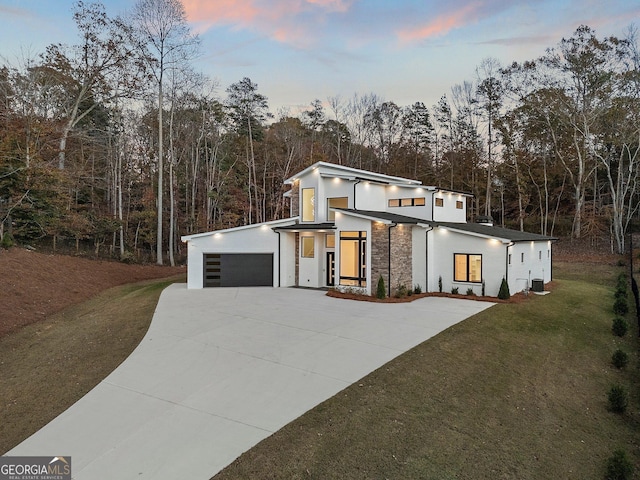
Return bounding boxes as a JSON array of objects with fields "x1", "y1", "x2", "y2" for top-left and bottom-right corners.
[{"x1": 1, "y1": 248, "x2": 184, "y2": 337}]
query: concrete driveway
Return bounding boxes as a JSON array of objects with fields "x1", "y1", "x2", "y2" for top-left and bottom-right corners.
[{"x1": 9, "y1": 285, "x2": 493, "y2": 479}]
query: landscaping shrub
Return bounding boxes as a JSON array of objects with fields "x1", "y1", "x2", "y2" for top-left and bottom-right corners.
[
  {"x1": 605, "y1": 449, "x2": 634, "y2": 480},
  {"x1": 607, "y1": 385, "x2": 628, "y2": 414},
  {"x1": 612, "y1": 317, "x2": 629, "y2": 337},
  {"x1": 614, "y1": 287, "x2": 628, "y2": 300},
  {"x1": 616, "y1": 272, "x2": 628, "y2": 290},
  {"x1": 413, "y1": 284, "x2": 422, "y2": 294},
  {"x1": 466, "y1": 287, "x2": 474, "y2": 296},
  {"x1": 451, "y1": 287, "x2": 459, "y2": 295},
  {"x1": 611, "y1": 349, "x2": 629, "y2": 369},
  {"x1": 481, "y1": 280, "x2": 485, "y2": 297},
  {"x1": 438, "y1": 276, "x2": 442, "y2": 293},
  {"x1": 395, "y1": 284, "x2": 408, "y2": 298},
  {"x1": 616, "y1": 259, "x2": 626, "y2": 267},
  {"x1": 376, "y1": 275, "x2": 386, "y2": 299},
  {"x1": 497, "y1": 278, "x2": 510, "y2": 300},
  {"x1": 613, "y1": 297, "x2": 629, "y2": 316}
]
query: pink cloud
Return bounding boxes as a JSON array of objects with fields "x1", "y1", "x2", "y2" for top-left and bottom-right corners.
[
  {"x1": 397, "y1": 2, "x2": 484, "y2": 43},
  {"x1": 182, "y1": 0, "x2": 355, "y2": 46}
]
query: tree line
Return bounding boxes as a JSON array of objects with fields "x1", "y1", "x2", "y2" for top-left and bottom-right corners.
[{"x1": 0, "y1": 0, "x2": 639, "y2": 264}]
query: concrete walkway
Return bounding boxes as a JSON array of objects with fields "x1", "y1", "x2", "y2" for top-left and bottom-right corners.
[{"x1": 9, "y1": 285, "x2": 493, "y2": 479}]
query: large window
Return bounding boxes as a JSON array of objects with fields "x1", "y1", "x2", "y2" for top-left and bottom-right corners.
[
  {"x1": 339, "y1": 231, "x2": 367, "y2": 287},
  {"x1": 302, "y1": 188, "x2": 315, "y2": 222},
  {"x1": 327, "y1": 197, "x2": 348, "y2": 221},
  {"x1": 301, "y1": 237, "x2": 315, "y2": 258},
  {"x1": 454, "y1": 254, "x2": 482, "y2": 283}
]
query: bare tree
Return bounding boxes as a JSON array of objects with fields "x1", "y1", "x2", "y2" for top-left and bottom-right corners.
[
  {"x1": 128, "y1": 0, "x2": 199, "y2": 264},
  {"x1": 40, "y1": 1, "x2": 144, "y2": 170}
]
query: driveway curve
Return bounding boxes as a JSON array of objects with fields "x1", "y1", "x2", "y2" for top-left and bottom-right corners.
[{"x1": 9, "y1": 285, "x2": 493, "y2": 479}]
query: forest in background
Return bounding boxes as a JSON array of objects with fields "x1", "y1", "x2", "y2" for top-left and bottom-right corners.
[{"x1": 0, "y1": 0, "x2": 639, "y2": 265}]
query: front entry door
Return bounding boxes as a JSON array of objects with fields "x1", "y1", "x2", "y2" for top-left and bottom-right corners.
[{"x1": 326, "y1": 251, "x2": 335, "y2": 286}]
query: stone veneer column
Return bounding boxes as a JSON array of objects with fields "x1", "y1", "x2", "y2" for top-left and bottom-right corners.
[
  {"x1": 389, "y1": 225, "x2": 413, "y2": 293},
  {"x1": 370, "y1": 222, "x2": 389, "y2": 294},
  {"x1": 291, "y1": 182, "x2": 300, "y2": 217}
]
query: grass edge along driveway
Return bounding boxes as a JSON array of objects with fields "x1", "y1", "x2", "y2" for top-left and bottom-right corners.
[{"x1": 213, "y1": 262, "x2": 639, "y2": 480}]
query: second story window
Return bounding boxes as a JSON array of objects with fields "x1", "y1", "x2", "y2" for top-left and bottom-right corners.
[
  {"x1": 302, "y1": 188, "x2": 315, "y2": 222},
  {"x1": 388, "y1": 197, "x2": 426, "y2": 207},
  {"x1": 327, "y1": 197, "x2": 348, "y2": 221}
]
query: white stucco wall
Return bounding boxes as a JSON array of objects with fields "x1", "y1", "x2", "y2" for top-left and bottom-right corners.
[
  {"x1": 507, "y1": 241, "x2": 553, "y2": 294},
  {"x1": 354, "y1": 183, "x2": 387, "y2": 211},
  {"x1": 429, "y1": 227, "x2": 507, "y2": 297},
  {"x1": 319, "y1": 177, "x2": 354, "y2": 223},
  {"x1": 182, "y1": 220, "x2": 295, "y2": 289},
  {"x1": 298, "y1": 234, "x2": 322, "y2": 288},
  {"x1": 412, "y1": 227, "x2": 427, "y2": 292},
  {"x1": 432, "y1": 192, "x2": 467, "y2": 223}
]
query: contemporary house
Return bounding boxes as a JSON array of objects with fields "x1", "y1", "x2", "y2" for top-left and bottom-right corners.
[{"x1": 181, "y1": 162, "x2": 554, "y2": 297}]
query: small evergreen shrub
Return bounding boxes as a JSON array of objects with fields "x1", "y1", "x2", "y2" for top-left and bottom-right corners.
[
  {"x1": 612, "y1": 317, "x2": 629, "y2": 337},
  {"x1": 613, "y1": 297, "x2": 629, "y2": 316},
  {"x1": 497, "y1": 278, "x2": 510, "y2": 300},
  {"x1": 616, "y1": 272, "x2": 628, "y2": 290},
  {"x1": 438, "y1": 276, "x2": 442, "y2": 293},
  {"x1": 466, "y1": 287, "x2": 475, "y2": 296},
  {"x1": 481, "y1": 280, "x2": 485, "y2": 297},
  {"x1": 413, "y1": 284, "x2": 422, "y2": 294},
  {"x1": 607, "y1": 385, "x2": 628, "y2": 414},
  {"x1": 605, "y1": 449, "x2": 634, "y2": 480},
  {"x1": 376, "y1": 275, "x2": 386, "y2": 299},
  {"x1": 451, "y1": 287, "x2": 459, "y2": 295},
  {"x1": 614, "y1": 287, "x2": 628, "y2": 300},
  {"x1": 611, "y1": 349, "x2": 629, "y2": 369},
  {"x1": 394, "y1": 284, "x2": 408, "y2": 298},
  {"x1": 616, "y1": 259, "x2": 626, "y2": 267}
]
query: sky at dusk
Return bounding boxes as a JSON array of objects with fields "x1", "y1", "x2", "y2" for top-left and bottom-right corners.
[{"x1": 0, "y1": 0, "x2": 639, "y2": 116}]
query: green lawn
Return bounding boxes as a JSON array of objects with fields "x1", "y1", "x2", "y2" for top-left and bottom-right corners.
[
  {"x1": 213, "y1": 262, "x2": 639, "y2": 480},
  {"x1": 0, "y1": 276, "x2": 182, "y2": 455}
]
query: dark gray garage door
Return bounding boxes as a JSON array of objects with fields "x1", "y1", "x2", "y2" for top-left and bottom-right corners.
[{"x1": 203, "y1": 253, "x2": 274, "y2": 287}]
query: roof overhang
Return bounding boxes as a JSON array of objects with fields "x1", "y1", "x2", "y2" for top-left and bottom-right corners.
[
  {"x1": 181, "y1": 217, "x2": 299, "y2": 242},
  {"x1": 272, "y1": 222, "x2": 336, "y2": 232}
]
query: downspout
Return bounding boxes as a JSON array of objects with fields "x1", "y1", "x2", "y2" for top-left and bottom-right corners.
[
  {"x1": 388, "y1": 223, "x2": 397, "y2": 297},
  {"x1": 353, "y1": 179, "x2": 362, "y2": 210},
  {"x1": 276, "y1": 230, "x2": 281, "y2": 287},
  {"x1": 424, "y1": 226, "x2": 433, "y2": 292},
  {"x1": 505, "y1": 241, "x2": 514, "y2": 286}
]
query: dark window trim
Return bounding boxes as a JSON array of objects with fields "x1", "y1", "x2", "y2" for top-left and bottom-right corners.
[
  {"x1": 388, "y1": 197, "x2": 426, "y2": 208},
  {"x1": 339, "y1": 230, "x2": 367, "y2": 288},
  {"x1": 453, "y1": 253, "x2": 483, "y2": 283}
]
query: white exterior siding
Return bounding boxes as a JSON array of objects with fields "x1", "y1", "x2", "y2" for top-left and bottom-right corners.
[
  {"x1": 429, "y1": 227, "x2": 507, "y2": 297},
  {"x1": 183, "y1": 221, "x2": 290, "y2": 289},
  {"x1": 412, "y1": 227, "x2": 427, "y2": 292},
  {"x1": 321, "y1": 177, "x2": 354, "y2": 222},
  {"x1": 507, "y1": 241, "x2": 553, "y2": 294},
  {"x1": 432, "y1": 192, "x2": 467, "y2": 223},
  {"x1": 355, "y1": 182, "x2": 387, "y2": 211}
]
